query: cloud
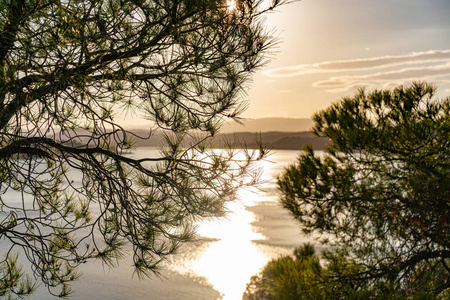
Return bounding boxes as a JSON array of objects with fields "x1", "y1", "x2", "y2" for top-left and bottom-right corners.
[
  {"x1": 313, "y1": 63, "x2": 450, "y2": 93},
  {"x1": 263, "y1": 50, "x2": 450, "y2": 78}
]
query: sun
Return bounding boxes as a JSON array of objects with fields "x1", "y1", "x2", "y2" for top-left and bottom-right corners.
[{"x1": 227, "y1": 0, "x2": 236, "y2": 12}]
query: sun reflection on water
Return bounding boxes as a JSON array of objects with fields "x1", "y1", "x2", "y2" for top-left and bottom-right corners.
[
  {"x1": 184, "y1": 200, "x2": 267, "y2": 299},
  {"x1": 166, "y1": 192, "x2": 274, "y2": 299}
]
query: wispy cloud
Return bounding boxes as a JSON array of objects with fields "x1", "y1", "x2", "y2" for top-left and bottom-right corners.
[
  {"x1": 263, "y1": 50, "x2": 450, "y2": 78},
  {"x1": 313, "y1": 62, "x2": 450, "y2": 92}
]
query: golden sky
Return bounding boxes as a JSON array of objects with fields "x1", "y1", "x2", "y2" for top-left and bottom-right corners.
[{"x1": 244, "y1": 0, "x2": 450, "y2": 119}]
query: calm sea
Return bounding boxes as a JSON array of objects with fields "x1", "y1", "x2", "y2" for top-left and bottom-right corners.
[{"x1": 15, "y1": 148, "x2": 317, "y2": 300}]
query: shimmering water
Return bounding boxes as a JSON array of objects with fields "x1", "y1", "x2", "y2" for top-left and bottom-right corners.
[{"x1": 11, "y1": 149, "x2": 317, "y2": 300}]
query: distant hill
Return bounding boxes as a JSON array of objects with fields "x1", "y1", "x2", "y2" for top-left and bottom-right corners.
[
  {"x1": 60, "y1": 118, "x2": 326, "y2": 150},
  {"x1": 205, "y1": 131, "x2": 328, "y2": 151},
  {"x1": 100, "y1": 118, "x2": 327, "y2": 150},
  {"x1": 220, "y1": 118, "x2": 314, "y2": 133},
  {"x1": 133, "y1": 130, "x2": 329, "y2": 151}
]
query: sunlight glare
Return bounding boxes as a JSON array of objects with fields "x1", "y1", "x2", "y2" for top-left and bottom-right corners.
[
  {"x1": 227, "y1": 0, "x2": 236, "y2": 12},
  {"x1": 175, "y1": 199, "x2": 268, "y2": 299},
  {"x1": 195, "y1": 203, "x2": 266, "y2": 299}
]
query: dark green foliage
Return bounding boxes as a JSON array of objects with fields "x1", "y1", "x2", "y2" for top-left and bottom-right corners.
[
  {"x1": 0, "y1": 0, "x2": 288, "y2": 297},
  {"x1": 277, "y1": 82, "x2": 450, "y2": 297},
  {"x1": 243, "y1": 244, "x2": 380, "y2": 300},
  {"x1": 243, "y1": 244, "x2": 449, "y2": 300},
  {"x1": 243, "y1": 244, "x2": 327, "y2": 300}
]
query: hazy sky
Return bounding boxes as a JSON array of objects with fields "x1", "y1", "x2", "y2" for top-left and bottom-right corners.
[{"x1": 243, "y1": 0, "x2": 450, "y2": 119}]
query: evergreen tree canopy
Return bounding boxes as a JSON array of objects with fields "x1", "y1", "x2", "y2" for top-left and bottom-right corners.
[
  {"x1": 278, "y1": 82, "x2": 450, "y2": 297},
  {"x1": 244, "y1": 244, "x2": 450, "y2": 299},
  {"x1": 0, "y1": 0, "x2": 286, "y2": 297}
]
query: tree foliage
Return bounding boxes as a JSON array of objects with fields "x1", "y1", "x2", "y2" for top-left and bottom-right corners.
[
  {"x1": 0, "y1": 254, "x2": 36, "y2": 300},
  {"x1": 0, "y1": 0, "x2": 286, "y2": 297},
  {"x1": 243, "y1": 244, "x2": 449, "y2": 300},
  {"x1": 277, "y1": 82, "x2": 450, "y2": 297}
]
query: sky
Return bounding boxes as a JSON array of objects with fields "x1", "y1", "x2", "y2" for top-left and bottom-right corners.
[{"x1": 243, "y1": 0, "x2": 450, "y2": 120}]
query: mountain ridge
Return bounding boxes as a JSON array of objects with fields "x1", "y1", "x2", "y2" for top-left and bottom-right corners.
[
  {"x1": 133, "y1": 130, "x2": 329, "y2": 151},
  {"x1": 220, "y1": 117, "x2": 314, "y2": 133}
]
